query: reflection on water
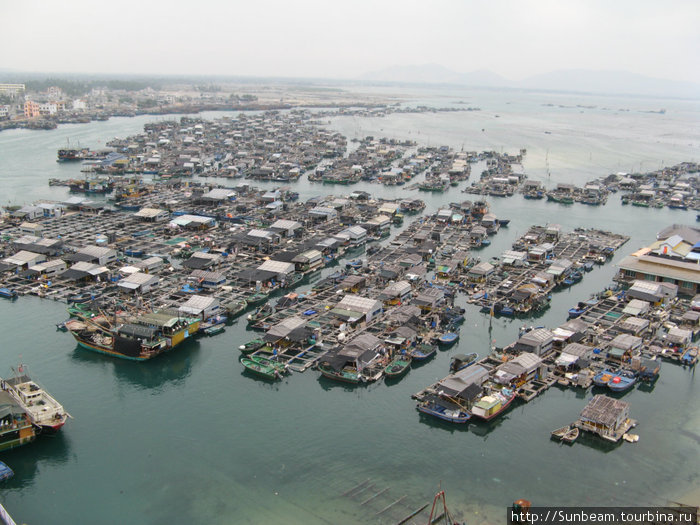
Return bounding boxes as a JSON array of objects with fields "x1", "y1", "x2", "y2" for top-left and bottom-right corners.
[
  {"x1": 1, "y1": 431, "x2": 72, "y2": 490},
  {"x1": 317, "y1": 375, "x2": 365, "y2": 393},
  {"x1": 415, "y1": 411, "x2": 471, "y2": 434},
  {"x1": 70, "y1": 338, "x2": 201, "y2": 391}
]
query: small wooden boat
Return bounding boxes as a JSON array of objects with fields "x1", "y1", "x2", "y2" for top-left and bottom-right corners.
[
  {"x1": 417, "y1": 399, "x2": 471, "y2": 423},
  {"x1": 384, "y1": 355, "x2": 412, "y2": 378},
  {"x1": 67, "y1": 292, "x2": 95, "y2": 304},
  {"x1": 497, "y1": 305, "x2": 514, "y2": 316},
  {"x1": 0, "y1": 288, "x2": 18, "y2": 300},
  {"x1": 593, "y1": 369, "x2": 616, "y2": 387},
  {"x1": 318, "y1": 362, "x2": 361, "y2": 384},
  {"x1": 681, "y1": 346, "x2": 698, "y2": 366},
  {"x1": 410, "y1": 343, "x2": 437, "y2": 361},
  {"x1": 224, "y1": 298, "x2": 248, "y2": 318},
  {"x1": 249, "y1": 355, "x2": 288, "y2": 374},
  {"x1": 561, "y1": 427, "x2": 579, "y2": 444},
  {"x1": 437, "y1": 332, "x2": 459, "y2": 346},
  {"x1": 203, "y1": 324, "x2": 225, "y2": 336},
  {"x1": 551, "y1": 425, "x2": 570, "y2": 440},
  {"x1": 239, "y1": 338, "x2": 265, "y2": 354},
  {"x1": 345, "y1": 259, "x2": 363, "y2": 270},
  {"x1": 245, "y1": 291, "x2": 269, "y2": 307},
  {"x1": 0, "y1": 461, "x2": 13, "y2": 481},
  {"x1": 282, "y1": 272, "x2": 303, "y2": 288},
  {"x1": 608, "y1": 370, "x2": 637, "y2": 392},
  {"x1": 449, "y1": 352, "x2": 478, "y2": 372},
  {"x1": 247, "y1": 303, "x2": 274, "y2": 324},
  {"x1": 240, "y1": 357, "x2": 281, "y2": 381}
]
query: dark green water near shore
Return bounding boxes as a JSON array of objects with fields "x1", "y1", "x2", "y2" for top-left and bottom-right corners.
[{"x1": 0, "y1": 87, "x2": 698, "y2": 523}]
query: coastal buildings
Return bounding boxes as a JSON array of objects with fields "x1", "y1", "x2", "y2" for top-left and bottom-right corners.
[{"x1": 616, "y1": 225, "x2": 700, "y2": 296}]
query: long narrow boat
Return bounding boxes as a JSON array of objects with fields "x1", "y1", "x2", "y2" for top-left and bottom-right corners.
[
  {"x1": 592, "y1": 369, "x2": 616, "y2": 387},
  {"x1": 551, "y1": 426, "x2": 570, "y2": 441},
  {"x1": 2, "y1": 365, "x2": 70, "y2": 433},
  {"x1": 203, "y1": 324, "x2": 225, "y2": 336},
  {"x1": 223, "y1": 298, "x2": 248, "y2": 318},
  {"x1": 410, "y1": 343, "x2": 437, "y2": 362},
  {"x1": 65, "y1": 312, "x2": 200, "y2": 361},
  {"x1": 561, "y1": 427, "x2": 580, "y2": 444},
  {"x1": 248, "y1": 355, "x2": 288, "y2": 374},
  {"x1": 417, "y1": 399, "x2": 471, "y2": 423},
  {"x1": 437, "y1": 332, "x2": 459, "y2": 346},
  {"x1": 384, "y1": 355, "x2": 412, "y2": 379},
  {"x1": 245, "y1": 291, "x2": 270, "y2": 307},
  {"x1": 0, "y1": 461, "x2": 13, "y2": 481},
  {"x1": 240, "y1": 358, "x2": 281, "y2": 381},
  {"x1": 0, "y1": 288, "x2": 18, "y2": 300},
  {"x1": 449, "y1": 353, "x2": 478, "y2": 372},
  {"x1": 681, "y1": 346, "x2": 698, "y2": 366},
  {"x1": 239, "y1": 338, "x2": 266, "y2": 354},
  {"x1": 607, "y1": 370, "x2": 637, "y2": 392},
  {"x1": 318, "y1": 362, "x2": 361, "y2": 384}
]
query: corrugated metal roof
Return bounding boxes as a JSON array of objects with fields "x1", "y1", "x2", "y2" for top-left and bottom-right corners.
[
  {"x1": 618, "y1": 255, "x2": 700, "y2": 284},
  {"x1": 257, "y1": 260, "x2": 295, "y2": 274},
  {"x1": 337, "y1": 294, "x2": 382, "y2": 313}
]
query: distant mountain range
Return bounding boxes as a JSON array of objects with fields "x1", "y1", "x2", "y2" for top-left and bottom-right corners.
[{"x1": 360, "y1": 64, "x2": 700, "y2": 99}]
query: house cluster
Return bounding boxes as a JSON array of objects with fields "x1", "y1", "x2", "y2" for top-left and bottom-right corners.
[
  {"x1": 412, "y1": 224, "x2": 699, "y2": 438},
  {"x1": 464, "y1": 224, "x2": 629, "y2": 315}
]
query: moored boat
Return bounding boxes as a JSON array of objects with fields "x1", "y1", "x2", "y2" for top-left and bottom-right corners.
[
  {"x1": 65, "y1": 312, "x2": 200, "y2": 361},
  {"x1": 0, "y1": 288, "x2": 18, "y2": 300},
  {"x1": 551, "y1": 425, "x2": 569, "y2": 440},
  {"x1": 384, "y1": 355, "x2": 412, "y2": 378},
  {"x1": 681, "y1": 346, "x2": 698, "y2": 366},
  {"x1": 240, "y1": 357, "x2": 281, "y2": 381},
  {"x1": 607, "y1": 370, "x2": 637, "y2": 392},
  {"x1": 470, "y1": 388, "x2": 516, "y2": 421},
  {"x1": 0, "y1": 393, "x2": 36, "y2": 451},
  {"x1": 2, "y1": 365, "x2": 69, "y2": 433},
  {"x1": 318, "y1": 362, "x2": 361, "y2": 384},
  {"x1": 245, "y1": 290, "x2": 269, "y2": 307},
  {"x1": 417, "y1": 397, "x2": 471, "y2": 423},
  {"x1": 561, "y1": 427, "x2": 580, "y2": 444},
  {"x1": 223, "y1": 298, "x2": 247, "y2": 318},
  {"x1": 410, "y1": 343, "x2": 437, "y2": 361},
  {"x1": 203, "y1": 324, "x2": 225, "y2": 336},
  {"x1": 593, "y1": 369, "x2": 616, "y2": 387},
  {"x1": 449, "y1": 352, "x2": 478, "y2": 372},
  {"x1": 345, "y1": 259, "x2": 363, "y2": 270},
  {"x1": 239, "y1": 338, "x2": 266, "y2": 354},
  {"x1": 248, "y1": 355, "x2": 288, "y2": 374},
  {"x1": 0, "y1": 461, "x2": 13, "y2": 481},
  {"x1": 437, "y1": 332, "x2": 459, "y2": 346}
]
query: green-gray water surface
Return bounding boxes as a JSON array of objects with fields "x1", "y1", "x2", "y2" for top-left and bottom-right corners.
[{"x1": 0, "y1": 86, "x2": 698, "y2": 524}]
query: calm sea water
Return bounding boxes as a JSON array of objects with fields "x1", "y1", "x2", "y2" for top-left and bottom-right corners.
[{"x1": 0, "y1": 87, "x2": 698, "y2": 524}]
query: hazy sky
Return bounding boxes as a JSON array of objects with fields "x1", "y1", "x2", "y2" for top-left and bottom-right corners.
[{"x1": 3, "y1": 0, "x2": 699, "y2": 83}]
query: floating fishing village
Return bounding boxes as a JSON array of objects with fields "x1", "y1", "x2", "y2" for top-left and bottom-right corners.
[{"x1": 0, "y1": 98, "x2": 699, "y2": 524}]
